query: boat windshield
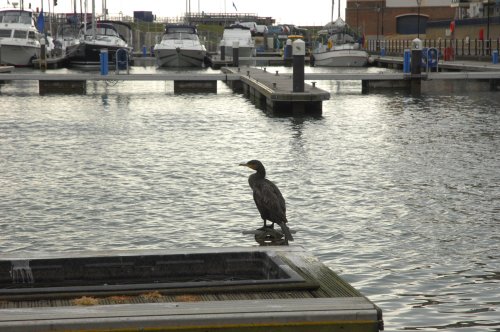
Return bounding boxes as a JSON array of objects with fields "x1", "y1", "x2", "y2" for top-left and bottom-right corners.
[
  {"x1": 85, "y1": 26, "x2": 119, "y2": 37},
  {"x1": 163, "y1": 32, "x2": 197, "y2": 41},
  {"x1": 0, "y1": 11, "x2": 32, "y2": 24}
]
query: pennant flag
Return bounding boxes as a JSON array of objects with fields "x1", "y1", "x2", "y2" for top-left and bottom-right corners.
[
  {"x1": 36, "y1": 9, "x2": 45, "y2": 32},
  {"x1": 232, "y1": 2, "x2": 237, "y2": 11}
]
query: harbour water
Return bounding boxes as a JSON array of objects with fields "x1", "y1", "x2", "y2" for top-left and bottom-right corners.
[{"x1": 0, "y1": 66, "x2": 499, "y2": 331}]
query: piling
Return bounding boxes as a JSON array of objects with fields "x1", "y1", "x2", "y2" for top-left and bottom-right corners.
[
  {"x1": 39, "y1": 39, "x2": 47, "y2": 71},
  {"x1": 220, "y1": 41, "x2": 225, "y2": 61},
  {"x1": 292, "y1": 39, "x2": 305, "y2": 93},
  {"x1": 284, "y1": 39, "x2": 293, "y2": 67},
  {"x1": 410, "y1": 38, "x2": 423, "y2": 94},
  {"x1": 232, "y1": 41, "x2": 239, "y2": 67}
]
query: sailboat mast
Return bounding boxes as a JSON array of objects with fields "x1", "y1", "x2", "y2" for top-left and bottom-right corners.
[
  {"x1": 338, "y1": 0, "x2": 341, "y2": 18},
  {"x1": 331, "y1": 0, "x2": 334, "y2": 22},
  {"x1": 91, "y1": 0, "x2": 96, "y2": 40}
]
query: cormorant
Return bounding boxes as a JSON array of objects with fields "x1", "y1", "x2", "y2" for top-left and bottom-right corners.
[{"x1": 239, "y1": 160, "x2": 294, "y2": 242}]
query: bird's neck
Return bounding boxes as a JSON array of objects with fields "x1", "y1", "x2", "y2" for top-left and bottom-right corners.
[{"x1": 254, "y1": 167, "x2": 266, "y2": 179}]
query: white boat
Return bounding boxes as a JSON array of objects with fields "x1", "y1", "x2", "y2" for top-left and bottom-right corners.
[
  {"x1": 53, "y1": 17, "x2": 81, "y2": 60},
  {"x1": 0, "y1": 6, "x2": 42, "y2": 67},
  {"x1": 219, "y1": 23, "x2": 255, "y2": 62},
  {"x1": 154, "y1": 24, "x2": 207, "y2": 68},
  {"x1": 311, "y1": 15, "x2": 368, "y2": 67}
]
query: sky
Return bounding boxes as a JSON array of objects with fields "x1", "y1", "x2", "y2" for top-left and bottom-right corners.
[{"x1": 7, "y1": 0, "x2": 347, "y2": 26}]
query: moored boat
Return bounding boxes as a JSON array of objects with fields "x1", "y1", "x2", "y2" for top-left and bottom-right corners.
[
  {"x1": 67, "y1": 20, "x2": 132, "y2": 68},
  {"x1": 154, "y1": 24, "x2": 207, "y2": 68},
  {"x1": 311, "y1": 17, "x2": 368, "y2": 67},
  {"x1": 219, "y1": 23, "x2": 255, "y2": 63},
  {"x1": 0, "y1": 6, "x2": 42, "y2": 67}
]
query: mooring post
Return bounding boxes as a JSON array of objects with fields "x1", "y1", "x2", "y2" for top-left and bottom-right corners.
[
  {"x1": 39, "y1": 38, "x2": 47, "y2": 71},
  {"x1": 220, "y1": 40, "x2": 225, "y2": 61},
  {"x1": 100, "y1": 48, "x2": 108, "y2": 76},
  {"x1": 232, "y1": 41, "x2": 239, "y2": 67},
  {"x1": 292, "y1": 39, "x2": 305, "y2": 93},
  {"x1": 492, "y1": 49, "x2": 499, "y2": 64},
  {"x1": 284, "y1": 39, "x2": 293, "y2": 67},
  {"x1": 410, "y1": 38, "x2": 423, "y2": 94}
]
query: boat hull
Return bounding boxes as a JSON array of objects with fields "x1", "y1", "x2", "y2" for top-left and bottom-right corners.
[
  {"x1": 221, "y1": 45, "x2": 254, "y2": 61},
  {"x1": 67, "y1": 42, "x2": 131, "y2": 67},
  {"x1": 0, "y1": 43, "x2": 40, "y2": 67},
  {"x1": 155, "y1": 48, "x2": 206, "y2": 68},
  {"x1": 312, "y1": 49, "x2": 368, "y2": 67}
]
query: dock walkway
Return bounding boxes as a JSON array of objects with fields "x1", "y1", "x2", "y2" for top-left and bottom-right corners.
[{"x1": 222, "y1": 67, "x2": 330, "y2": 115}]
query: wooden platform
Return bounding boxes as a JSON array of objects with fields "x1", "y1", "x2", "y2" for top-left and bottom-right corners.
[
  {"x1": 0, "y1": 246, "x2": 383, "y2": 332},
  {"x1": 223, "y1": 67, "x2": 330, "y2": 116}
]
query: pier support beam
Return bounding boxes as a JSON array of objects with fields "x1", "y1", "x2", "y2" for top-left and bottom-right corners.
[
  {"x1": 174, "y1": 80, "x2": 217, "y2": 94},
  {"x1": 39, "y1": 80, "x2": 87, "y2": 95}
]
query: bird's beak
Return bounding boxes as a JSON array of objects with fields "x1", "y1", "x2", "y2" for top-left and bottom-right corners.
[{"x1": 239, "y1": 162, "x2": 248, "y2": 167}]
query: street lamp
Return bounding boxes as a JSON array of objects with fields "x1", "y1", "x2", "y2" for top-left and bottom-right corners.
[{"x1": 416, "y1": 0, "x2": 422, "y2": 39}]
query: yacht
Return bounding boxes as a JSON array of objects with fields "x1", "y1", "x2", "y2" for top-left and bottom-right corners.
[
  {"x1": 219, "y1": 23, "x2": 255, "y2": 62},
  {"x1": 0, "y1": 6, "x2": 42, "y2": 66},
  {"x1": 67, "y1": 21, "x2": 132, "y2": 67},
  {"x1": 154, "y1": 24, "x2": 207, "y2": 68},
  {"x1": 311, "y1": 17, "x2": 368, "y2": 67}
]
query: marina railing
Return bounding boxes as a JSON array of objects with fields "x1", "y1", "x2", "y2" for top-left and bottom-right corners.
[{"x1": 366, "y1": 38, "x2": 500, "y2": 60}]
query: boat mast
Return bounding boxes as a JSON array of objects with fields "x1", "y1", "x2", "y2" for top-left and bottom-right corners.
[
  {"x1": 91, "y1": 0, "x2": 95, "y2": 40},
  {"x1": 331, "y1": 0, "x2": 334, "y2": 22},
  {"x1": 338, "y1": 0, "x2": 341, "y2": 19}
]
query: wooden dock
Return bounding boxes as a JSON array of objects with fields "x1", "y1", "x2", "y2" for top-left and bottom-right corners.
[
  {"x1": 222, "y1": 67, "x2": 330, "y2": 116},
  {"x1": 0, "y1": 246, "x2": 383, "y2": 332},
  {"x1": 2, "y1": 65, "x2": 500, "y2": 103}
]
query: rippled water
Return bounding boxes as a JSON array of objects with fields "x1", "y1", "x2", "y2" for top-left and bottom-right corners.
[{"x1": 1, "y1": 66, "x2": 499, "y2": 331}]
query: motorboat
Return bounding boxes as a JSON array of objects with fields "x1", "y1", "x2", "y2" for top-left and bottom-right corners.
[
  {"x1": 154, "y1": 24, "x2": 207, "y2": 68},
  {"x1": 0, "y1": 6, "x2": 42, "y2": 66},
  {"x1": 219, "y1": 23, "x2": 255, "y2": 62},
  {"x1": 53, "y1": 16, "x2": 81, "y2": 60},
  {"x1": 311, "y1": 17, "x2": 368, "y2": 67},
  {"x1": 67, "y1": 20, "x2": 132, "y2": 67}
]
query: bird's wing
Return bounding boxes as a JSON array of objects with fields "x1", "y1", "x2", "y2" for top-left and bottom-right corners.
[{"x1": 253, "y1": 179, "x2": 287, "y2": 222}]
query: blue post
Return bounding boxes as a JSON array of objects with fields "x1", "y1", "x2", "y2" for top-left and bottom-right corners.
[
  {"x1": 381, "y1": 48, "x2": 386, "y2": 57},
  {"x1": 142, "y1": 45, "x2": 147, "y2": 57},
  {"x1": 493, "y1": 50, "x2": 499, "y2": 64},
  {"x1": 100, "y1": 49, "x2": 108, "y2": 75},
  {"x1": 403, "y1": 49, "x2": 411, "y2": 73}
]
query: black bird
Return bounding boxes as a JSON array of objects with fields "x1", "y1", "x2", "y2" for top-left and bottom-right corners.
[{"x1": 239, "y1": 160, "x2": 294, "y2": 242}]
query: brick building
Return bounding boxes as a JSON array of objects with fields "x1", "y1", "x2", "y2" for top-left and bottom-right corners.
[{"x1": 345, "y1": 0, "x2": 455, "y2": 39}]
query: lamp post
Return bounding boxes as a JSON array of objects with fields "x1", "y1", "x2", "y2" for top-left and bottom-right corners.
[
  {"x1": 416, "y1": 0, "x2": 422, "y2": 39},
  {"x1": 356, "y1": 1, "x2": 360, "y2": 36}
]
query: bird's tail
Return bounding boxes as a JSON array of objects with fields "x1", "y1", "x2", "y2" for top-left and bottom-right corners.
[{"x1": 279, "y1": 222, "x2": 294, "y2": 242}]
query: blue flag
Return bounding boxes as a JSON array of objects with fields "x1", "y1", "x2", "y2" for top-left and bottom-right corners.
[
  {"x1": 36, "y1": 9, "x2": 45, "y2": 32},
  {"x1": 232, "y1": 2, "x2": 237, "y2": 11}
]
